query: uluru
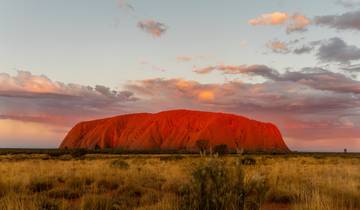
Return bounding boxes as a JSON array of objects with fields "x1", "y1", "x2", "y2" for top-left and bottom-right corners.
[{"x1": 60, "y1": 109, "x2": 289, "y2": 152}]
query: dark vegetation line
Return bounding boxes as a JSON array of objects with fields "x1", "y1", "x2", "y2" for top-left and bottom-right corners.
[{"x1": 0, "y1": 148, "x2": 358, "y2": 156}]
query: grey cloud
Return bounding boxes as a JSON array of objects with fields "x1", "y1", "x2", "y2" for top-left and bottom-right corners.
[
  {"x1": 193, "y1": 65, "x2": 281, "y2": 80},
  {"x1": 336, "y1": 0, "x2": 360, "y2": 7},
  {"x1": 314, "y1": 10, "x2": 360, "y2": 31},
  {"x1": 293, "y1": 45, "x2": 314, "y2": 54},
  {"x1": 194, "y1": 64, "x2": 360, "y2": 94},
  {"x1": 316, "y1": 37, "x2": 360, "y2": 63},
  {"x1": 340, "y1": 64, "x2": 360, "y2": 72}
]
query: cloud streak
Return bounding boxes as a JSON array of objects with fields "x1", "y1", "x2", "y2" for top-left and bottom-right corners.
[{"x1": 137, "y1": 20, "x2": 168, "y2": 37}]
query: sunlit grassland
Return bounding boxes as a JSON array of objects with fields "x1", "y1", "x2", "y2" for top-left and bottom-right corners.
[{"x1": 0, "y1": 152, "x2": 359, "y2": 210}]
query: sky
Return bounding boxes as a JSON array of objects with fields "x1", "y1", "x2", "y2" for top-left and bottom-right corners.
[{"x1": 1, "y1": 0, "x2": 360, "y2": 151}]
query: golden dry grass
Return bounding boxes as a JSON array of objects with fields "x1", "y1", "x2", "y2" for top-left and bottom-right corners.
[{"x1": 0, "y1": 153, "x2": 359, "y2": 210}]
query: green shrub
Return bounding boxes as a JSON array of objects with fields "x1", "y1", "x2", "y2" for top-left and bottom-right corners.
[
  {"x1": 179, "y1": 159, "x2": 236, "y2": 210},
  {"x1": 178, "y1": 158, "x2": 268, "y2": 210}
]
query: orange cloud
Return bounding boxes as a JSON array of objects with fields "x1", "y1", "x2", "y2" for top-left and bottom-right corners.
[
  {"x1": 249, "y1": 12, "x2": 289, "y2": 25},
  {"x1": 198, "y1": 90, "x2": 215, "y2": 101},
  {"x1": 267, "y1": 40, "x2": 289, "y2": 53},
  {"x1": 175, "y1": 80, "x2": 194, "y2": 90},
  {"x1": 249, "y1": 12, "x2": 310, "y2": 33},
  {"x1": 287, "y1": 13, "x2": 311, "y2": 33},
  {"x1": 176, "y1": 56, "x2": 193, "y2": 62}
]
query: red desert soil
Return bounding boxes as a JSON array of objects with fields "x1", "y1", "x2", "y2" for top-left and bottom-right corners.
[{"x1": 60, "y1": 109, "x2": 289, "y2": 152}]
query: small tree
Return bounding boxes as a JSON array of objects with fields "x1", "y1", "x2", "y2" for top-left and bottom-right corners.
[
  {"x1": 213, "y1": 144, "x2": 229, "y2": 156},
  {"x1": 94, "y1": 144, "x2": 101, "y2": 150},
  {"x1": 196, "y1": 139, "x2": 209, "y2": 156}
]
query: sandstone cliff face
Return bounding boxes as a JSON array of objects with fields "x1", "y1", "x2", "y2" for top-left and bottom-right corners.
[{"x1": 59, "y1": 110, "x2": 289, "y2": 152}]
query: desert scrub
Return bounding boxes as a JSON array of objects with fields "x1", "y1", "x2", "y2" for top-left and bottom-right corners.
[
  {"x1": 35, "y1": 196, "x2": 61, "y2": 210},
  {"x1": 159, "y1": 155, "x2": 184, "y2": 161},
  {"x1": 0, "y1": 153, "x2": 359, "y2": 210},
  {"x1": 28, "y1": 177, "x2": 54, "y2": 193},
  {"x1": 178, "y1": 157, "x2": 269, "y2": 210},
  {"x1": 111, "y1": 159, "x2": 130, "y2": 169},
  {"x1": 95, "y1": 178, "x2": 120, "y2": 193},
  {"x1": 66, "y1": 176, "x2": 94, "y2": 192},
  {"x1": 241, "y1": 156, "x2": 256, "y2": 165},
  {"x1": 178, "y1": 158, "x2": 241, "y2": 210},
  {"x1": 244, "y1": 173, "x2": 269, "y2": 210},
  {"x1": 47, "y1": 188, "x2": 82, "y2": 200},
  {"x1": 80, "y1": 195, "x2": 114, "y2": 210}
]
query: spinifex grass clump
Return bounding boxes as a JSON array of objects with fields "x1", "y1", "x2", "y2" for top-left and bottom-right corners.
[
  {"x1": 178, "y1": 157, "x2": 268, "y2": 210},
  {"x1": 111, "y1": 159, "x2": 130, "y2": 169}
]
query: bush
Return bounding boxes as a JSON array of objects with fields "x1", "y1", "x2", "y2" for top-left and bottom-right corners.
[
  {"x1": 159, "y1": 155, "x2": 184, "y2": 161},
  {"x1": 47, "y1": 188, "x2": 82, "y2": 200},
  {"x1": 67, "y1": 177, "x2": 94, "y2": 191},
  {"x1": 244, "y1": 174, "x2": 269, "y2": 210},
  {"x1": 96, "y1": 179, "x2": 119, "y2": 192},
  {"x1": 38, "y1": 200, "x2": 60, "y2": 210},
  {"x1": 178, "y1": 158, "x2": 268, "y2": 210},
  {"x1": 48, "y1": 150, "x2": 67, "y2": 158},
  {"x1": 179, "y1": 159, "x2": 238, "y2": 210},
  {"x1": 241, "y1": 156, "x2": 256, "y2": 165},
  {"x1": 196, "y1": 139, "x2": 209, "y2": 155},
  {"x1": 28, "y1": 178, "x2": 54, "y2": 193},
  {"x1": 111, "y1": 159, "x2": 130, "y2": 169},
  {"x1": 213, "y1": 144, "x2": 229, "y2": 156},
  {"x1": 35, "y1": 196, "x2": 60, "y2": 210},
  {"x1": 81, "y1": 195, "x2": 114, "y2": 210},
  {"x1": 0, "y1": 182, "x2": 7, "y2": 198},
  {"x1": 70, "y1": 148, "x2": 87, "y2": 159},
  {"x1": 114, "y1": 184, "x2": 144, "y2": 209},
  {"x1": 266, "y1": 189, "x2": 295, "y2": 204}
]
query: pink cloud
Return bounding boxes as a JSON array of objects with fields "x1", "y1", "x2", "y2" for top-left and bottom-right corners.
[
  {"x1": 249, "y1": 12, "x2": 311, "y2": 34},
  {"x1": 266, "y1": 40, "x2": 290, "y2": 54}
]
